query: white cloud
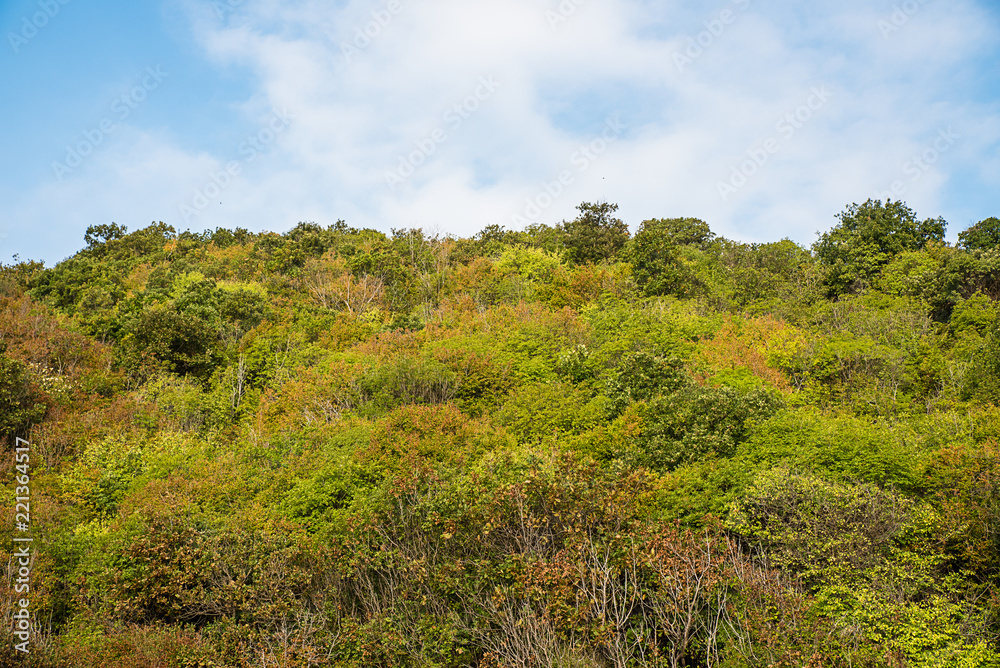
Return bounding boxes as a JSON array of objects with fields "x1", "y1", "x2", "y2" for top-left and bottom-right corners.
[{"x1": 3, "y1": 0, "x2": 998, "y2": 264}]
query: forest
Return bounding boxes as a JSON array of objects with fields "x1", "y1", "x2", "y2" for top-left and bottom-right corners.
[{"x1": 1, "y1": 199, "x2": 999, "y2": 667}]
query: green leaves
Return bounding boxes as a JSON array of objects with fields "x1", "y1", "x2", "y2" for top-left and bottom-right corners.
[
  {"x1": 727, "y1": 469, "x2": 912, "y2": 585},
  {"x1": 12, "y1": 209, "x2": 1000, "y2": 667},
  {"x1": 625, "y1": 218, "x2": 703, "y2": 298},
  {"x1": 117, "y1": 302, "x2": 222, "y2": 382},
  {"x1": 605, "y1": 350, "x2": 688, "y2": 418},
  {"x1": 84, "y1": 222, "x2": 128, "y2": 250},
  {"x1": 561, "y1": 201, "x2": 630, "y2": 265},
  {"x1": 633, "y1": 384, "x2": 783, "y2": 470},
  {"x1": 0, "y1": 343, "x2": 47, "y2": 440},
  {"x1": 738, "y1": 408, "x2": 925, "y2": 490},
  {"x1": 959, "y1": 216, "x2": 1000, "y2": 252},
  {"x1": 814, "y1": 199, "x2": 947, "y2": 295}
]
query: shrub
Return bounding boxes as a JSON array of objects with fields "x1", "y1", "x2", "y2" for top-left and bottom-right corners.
[
  {"x1": 814, "y1": 199, "x2": 946, "y2": 295},
  {"x1": 727, "y1": 469, "x2": 912, "y2": 585},
  {"x1": 738, "y1": 408, "x2": 925, "y2": 491},
  {"x1": 604, "y1": 350, "x2": 689, "y2": 418},
  {"x1": 0, "y1": 342, "x2": 47, "y2": 441},
  {"x1": 958, "y1": 216, "x2": 1000, "y2": 252},
  {"x1": 361, "y1": 356, "x2": 458, "y2": 411},
  {"x1": 633, "y1": 385, "x2": 784, "y2": 470},
  {"x1": 626, "y1": 219, "x2": 705, "y2": 297},
  {"x1": 498, "y1": 382, "x2": 605, "y2": 443},
  {"x1": 561, "y1": 201, "x2": 630, "y2": 264}
]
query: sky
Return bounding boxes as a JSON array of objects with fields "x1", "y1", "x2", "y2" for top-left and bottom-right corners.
[{"x1": 1, "y1": 0, "x2": 999, "y2": 266}]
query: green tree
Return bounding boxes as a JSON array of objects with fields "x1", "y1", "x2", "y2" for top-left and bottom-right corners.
[
  {"x1": 0, "y1": 344, "x2": 47, "y2": 441},
  {"x1": 348, "y1": 238, "x2": 418, "y2": 313},
  {"x1": 814, "y1": 199, "x2": 946, "y2": 295},
  {"x1": 209, "y1": 226, "x2": 255, "y2": 248},
  {"x1": 605, "y1": 351, "x2": 689, "y2": 417},
  {"x1": 643, "y1": 217, "x2": 714, "y2": 248},
  {"x1": 721, "y1": 239, "x2": 813, "y2": 308},
  {"x1": 877, "y1": 242, "x2": 979, "y2": 321},
  {"x1": 958, "y1": 216, "x2": 1000, "y2": 252},
  {"x1": 727, "y1": 469, "x2": 912, "y2": 584},
  {"x1": 561, "y1": 202, "x2": 629, "y2": 264},
  {"x1": 523, "y1": 221, "x2": 567, "y2": 255},
  {"x1": 964, "y1": 315, "x2": 1000, "y2": 405},
  {"x1": 635, "y1": 385, "x2": 783, "y2": 470},
  {"x1": 117, "y1": 280, "x2": 224, "y2": 383},
  {"x1": 84, "y1": 222, "x2": 128, "y2": 249},
  {"x1": 626, "y1": 218, "x2": 705, "y2": 297}
]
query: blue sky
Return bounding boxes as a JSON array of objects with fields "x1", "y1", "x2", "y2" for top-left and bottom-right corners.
[{"x1": 2, "y1": 0, "x2": 999, "y2": 265}]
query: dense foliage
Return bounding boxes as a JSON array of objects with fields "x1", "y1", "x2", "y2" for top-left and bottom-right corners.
[{"x1": 2, "y1": 199, "x2": 1000, "y2": 667}]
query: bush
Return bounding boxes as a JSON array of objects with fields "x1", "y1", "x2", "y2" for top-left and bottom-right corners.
[
  {"x1": 738, "y1": 408, "x2": 925, "y2": 491},
  {"x1": 727, "y1": 469, "x2": 912, "y2": 584},
  {"x1": 431, "y1": 342, "x2": 513, "y2": 416},
  {"x1": 117, "y1": 304, "x2": 222, "y2": 384},
  {"x1": 963, "y1": 316, "x2": 1000, "y2": 405},
  {"x1": 626, "y1": 219, "x2": 705, "y2": 297},
  {"x1": 814, "y1": 199, "x2": 946, "y2": 295},
  {"x1": 561, "y1": 201, "x2": 630, "y2": 264},
  {"x1": 959, "y1": 216, "x2": 1000, "y2": 252},
  {"x1": 0, "y1": 343, "x2": 47, "y2": 441},
  {"x1": 633, "y1": 385, "x2": 784, "y2": 470},
  {"x1": 604, "y1": 350, "x2": 689, "y2": 418},
  {"x1": 360, "y1": 356, "x2": 458, "y2": 411},
  {"x1": 498, "y1": 381, "x2": 605, "y2": 442}
]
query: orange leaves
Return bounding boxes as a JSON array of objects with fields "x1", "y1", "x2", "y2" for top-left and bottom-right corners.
[
  {"x1": 365, "y1": 403, "x2": 498, "y2": 473},
  {"x1": 696, "y1": 314, "x2": 801, "y2": 392},
  {"x1": 930, "y1": 439, "x2": 1000, "y2": 581},
  {"x1": 541, "y1": 263, "x2": 634, "y2": 310},
  {"x1": 351, "y1": 328, "x2": 424, "y2": 358},
  {"x1": 0, "y1": 289, "x2": 110, "y2": 382}
]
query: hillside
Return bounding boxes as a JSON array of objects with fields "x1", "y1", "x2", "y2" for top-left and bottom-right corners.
[{"x1": 2, "y1": 200, "x2": 1000, "y2": 667}]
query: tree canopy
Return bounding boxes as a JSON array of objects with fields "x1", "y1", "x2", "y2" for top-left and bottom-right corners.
[
  {"x1": 1, "y1": 201, "x2": 999, "y2": 667},
  {"x1": 814, "y1": 199, "x2": 947, "y2": 295}
]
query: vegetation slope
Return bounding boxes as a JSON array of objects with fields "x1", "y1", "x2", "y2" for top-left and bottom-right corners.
[{"x1": 1, "y1": 200, "x2": 1000, "y2": 668}]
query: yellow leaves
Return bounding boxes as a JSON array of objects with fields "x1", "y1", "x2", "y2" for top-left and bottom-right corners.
[{"x1": 697, "y1": 314, "x2": 801, "y2": 392}]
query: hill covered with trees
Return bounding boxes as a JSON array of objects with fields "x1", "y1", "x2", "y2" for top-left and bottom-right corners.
[{"x1": 2, "y1": 199, "x2": 1000, "y2": 667}]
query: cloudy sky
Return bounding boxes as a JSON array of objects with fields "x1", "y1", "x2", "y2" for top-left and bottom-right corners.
[{"x1": 2, "y1": 0, "x2": 998, "y2": 265}]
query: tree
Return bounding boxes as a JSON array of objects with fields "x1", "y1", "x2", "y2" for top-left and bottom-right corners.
[
  {"x1": 642, "y1": 217, "x2": 714, "y2": 248},
  {"x1": 626, "y1": 218, "x2": 706, "y2": 297},
  {"x1": 813, "y1": 199, "x2": 946, "y2": 296},
  {"x1": 118, "y1": 297, "x2": 222, "y2": 383},
  {"x1": 635, "y1": 385, "x2": 784, "y2": 470},
  {"x1": 722, "y1": 239, "x2": 813, "y2": 308},
  {"x1": 605, "y1": 351, "x2": 689, "y2": 418},
  {"x1": 958, "y1": 217, "x2": 1000, "y2": 252},
  {"x1": 562, "y1": 202, "x2": 629, "y2": 264},
  {"x1": 84, "y1": 223, "x2": 128, "y2": 249},
  {"x1": 347, "y1": 238, "x2": 418, "y2": 313},
  {"x1": 0, "y1": 343, "x2": 47, "y2": 441},
  {"x1": 963, "y1": 315, "x2": 1000, "y2": 405}
]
